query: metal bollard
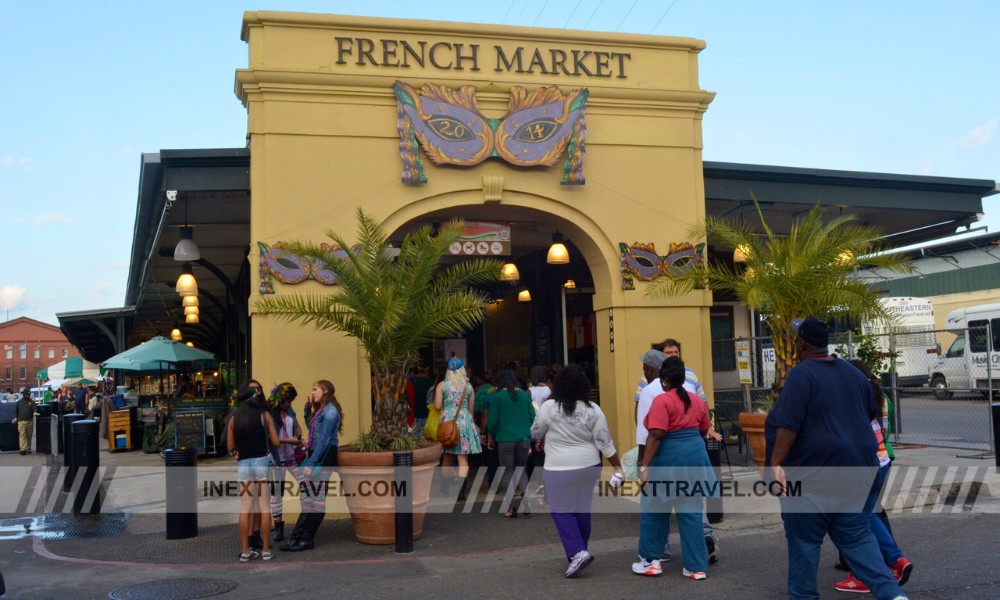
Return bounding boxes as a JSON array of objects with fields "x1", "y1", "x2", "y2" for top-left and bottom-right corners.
[
  {"x1": 706, "y1": 438, "x2": 724, "y2": 524},
  {"x1": 61, "y1": 413, "x2": 84, "y2": 492},
  {"x1": 394, "y1": 450, "x2": 414, "y2": 553},
  {"x1": 71, "y1": 420, "x2": 101, "y2": 514},
  {"x1": 163, "y1": 447, "x2": 198, "y2": 540},
  {"x1": 35, "y1": 404, "x2": 52, "y2": 455}
]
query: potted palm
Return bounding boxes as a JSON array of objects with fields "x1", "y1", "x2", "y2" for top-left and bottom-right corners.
[
  {"x1": 256, "y1": 207, "x2": 502, "y2": 542},
  {"x1": 648, "y1": 198, "x2": 912, "y2": 468}
]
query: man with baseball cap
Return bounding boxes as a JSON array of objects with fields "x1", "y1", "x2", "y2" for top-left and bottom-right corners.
[
  {"x1": 16, "y1": 388, "x2": 36, "y2": 455},
  {"x1": 766, "y1": 316, "x2": 909, "y2": 600}
]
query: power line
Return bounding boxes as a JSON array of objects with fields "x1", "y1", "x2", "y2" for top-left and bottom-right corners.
[
  {"x1": 649, "y1": 0, "x2": 679, "y2": 34},
  {"x1": 584, "y1": 0, "x2": 606, "y2": 29},
  {"x1": 532, "y1": 0, "x2": 552, "y2": 26},
  {"x1": 502, "y1": 0, "x2": 517, "y2": 25},
  {"x1": 563, "y1": 0, "x2": 584, "y2": 28},
  {"x1": 616, "y1": 0, "x2": 639, "y2": 31}
]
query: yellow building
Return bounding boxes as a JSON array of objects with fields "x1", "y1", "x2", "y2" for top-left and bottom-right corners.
[{"x1": 235, "y1": 11, "x2": 716, "y2": 446}]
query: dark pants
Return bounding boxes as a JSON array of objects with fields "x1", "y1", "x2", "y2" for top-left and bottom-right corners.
[{"x1": 497, "y1": 439, "x2": 530, "y2": 511}]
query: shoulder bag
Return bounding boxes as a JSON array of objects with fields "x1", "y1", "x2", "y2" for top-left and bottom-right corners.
[{"x1": 436, "y1": 386, "x2": 464, "y2": 447}]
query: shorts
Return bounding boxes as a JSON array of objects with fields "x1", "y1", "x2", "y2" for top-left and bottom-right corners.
[{"x1": 237, "y1": 455, "x2": 272, "y2": 482}]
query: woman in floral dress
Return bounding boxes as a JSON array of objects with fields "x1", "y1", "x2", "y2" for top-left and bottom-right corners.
[{"x1": 434, "y1": 357, "x2": 482, "y2": 499}]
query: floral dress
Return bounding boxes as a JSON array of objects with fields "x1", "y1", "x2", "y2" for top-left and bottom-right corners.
[{"x1": 440, "y1": 380, "x2": 482, "y2": 455}]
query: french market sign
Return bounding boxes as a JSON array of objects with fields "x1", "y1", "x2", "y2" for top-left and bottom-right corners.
[{"x1": 334, "y1": 37, "x2": 631, "y2": 79}]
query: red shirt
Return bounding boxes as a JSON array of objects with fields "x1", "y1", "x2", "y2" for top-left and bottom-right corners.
[{"x1": 644, "y1": 388, "x2": 710, "y2": 434}]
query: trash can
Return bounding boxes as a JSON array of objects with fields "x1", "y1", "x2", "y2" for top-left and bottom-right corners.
[
  {"x1": 164, "y1": 447, "x2": 198, "y2": 540},
  {"x1": 130, "y1": 421, "x2": 145, "y2": 451},
  {"x1": 61, "y1": 413, "x2": 85, "y2": 492},
  {"x1": 71, "y1": 420, "x2": 101, "y2": 515},
  {"x1": 35, "y1": 403, "x2": 52, "y2": 455}
]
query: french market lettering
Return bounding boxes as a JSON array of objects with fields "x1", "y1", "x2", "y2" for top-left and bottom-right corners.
[{"x1": 334, "y1": 37, "x2": 631, "y2": 78}]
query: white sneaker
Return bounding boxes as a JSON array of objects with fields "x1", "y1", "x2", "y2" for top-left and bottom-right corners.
[
  {"x1": 565, "y1": 550, "x2": 594, "y2": 578},
  {"x1": 682, "y1": 567, "x2": 707, "y2": 580},
  {"x1": 632, "y1": 557, "x2": 662, "y2": 576}
]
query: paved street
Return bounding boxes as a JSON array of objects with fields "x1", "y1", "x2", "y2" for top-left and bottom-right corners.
[{"x1": 0, "y1": 445, "x2": 998, "y2": 599}]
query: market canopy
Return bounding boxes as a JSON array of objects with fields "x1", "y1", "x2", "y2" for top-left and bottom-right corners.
[
  {"x1": 102, "y1": 336, "x2": 217, "y2": 372},
  {"x1": 37, "y1": 356, "x2": 104, "y2": 380}
]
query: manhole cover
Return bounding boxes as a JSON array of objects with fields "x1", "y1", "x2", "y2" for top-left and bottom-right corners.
[{"x1": 108, "y1": 578, "x2": 238, "y2": 600}]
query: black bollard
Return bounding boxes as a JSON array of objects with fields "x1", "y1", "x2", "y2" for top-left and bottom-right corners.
[
  {"x1": 992, "y1": 403, "x2": 1000, "y2": 469},
  {"x1": 164, "y1": 447, "x2": 198, "y2": 540},
  {"x1": 35, "y1": 404, "x2": 52, "y2": 455},
  {"x1": 394, "y1": 450, "x2": 414, "y2": 553},
  {"x1": 705, "y1": 438, "x2": 724, "y2": 524},
  {"x1": 61, "y1": 413, "x2": 84, "y2": 492},
  {"x1": 71, "y1": 420, "x2": 101, "y2": 514}
]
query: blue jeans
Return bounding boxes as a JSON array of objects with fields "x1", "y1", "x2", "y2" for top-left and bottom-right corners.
[
  {"x1": 863, "y1": 463, "x2": 903, "y2": 566},
  {"x1": 636, "y1": 429, "x2": 713, "y2": 572},
  {"x1": 782, "y1": 508, "x2": 905, "y2": 600}
]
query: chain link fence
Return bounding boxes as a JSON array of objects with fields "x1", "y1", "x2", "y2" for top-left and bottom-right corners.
[{"x1": 712, "y1": 330, "x2": 996, "y2": 464}]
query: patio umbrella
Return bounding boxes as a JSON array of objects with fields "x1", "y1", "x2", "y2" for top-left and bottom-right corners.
[
  {"x1": 37, "y1": 356, "x2": 104, "y2": 380},
  {"x1": 101, "y1": 336, "x2": 217, "y2": 372}
]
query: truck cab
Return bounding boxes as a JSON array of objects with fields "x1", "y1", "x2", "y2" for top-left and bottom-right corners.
[{"x1": 930, "y1": 303, "x2": 1000, "y2": 400}]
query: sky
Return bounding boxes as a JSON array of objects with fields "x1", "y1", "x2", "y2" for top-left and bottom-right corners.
[{"x1": 2, "y1": 0, "x2": 998, "y2": 326}]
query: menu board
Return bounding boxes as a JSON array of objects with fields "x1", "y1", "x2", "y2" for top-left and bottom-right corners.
[{"x1": 174, "y1": 410, "x2": 206, "y2": 454}]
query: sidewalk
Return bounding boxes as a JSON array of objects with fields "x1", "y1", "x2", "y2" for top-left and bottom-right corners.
[{"x1": 0, "y1": 443, "x2": 997, "y2": 599}]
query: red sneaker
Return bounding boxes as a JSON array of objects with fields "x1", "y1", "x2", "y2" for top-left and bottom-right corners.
[
  {"x1": 834, "y1": 573, "x2": 870, "y2": 593},
  {"x1": 891, "y1": 557, "x2": 913, "y2": 585}
]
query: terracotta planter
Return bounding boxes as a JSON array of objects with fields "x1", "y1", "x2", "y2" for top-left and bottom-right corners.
[
  {"x1": 336, "y1": 441, "x2": 443, "y2": 545},
  {"x1": 738, "y1": 412, "x2": 768, "y2": 472}
]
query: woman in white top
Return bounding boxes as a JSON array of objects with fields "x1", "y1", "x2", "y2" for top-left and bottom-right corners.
[{"x1": 530, "y1": 365, "x2": 625, "y2": 579}]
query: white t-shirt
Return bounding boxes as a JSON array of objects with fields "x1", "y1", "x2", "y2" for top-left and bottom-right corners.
[
  {"x1": 635, "y1": 374, "x2": 706, "y2": 445},
  {"x1": 531, "y1": 400, "x2": 617, "y2": 470},
  {"x1": 528, "y1": 384, "x2": 551, "y2": 409}
]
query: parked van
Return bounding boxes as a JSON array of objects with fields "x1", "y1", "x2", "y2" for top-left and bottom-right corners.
[
  {"x1": 930, "y1": 302, "x2": 1000, "y2": 400},
  {"x1": 29, "y1": 387, "x2": 49, "y2": 403}
]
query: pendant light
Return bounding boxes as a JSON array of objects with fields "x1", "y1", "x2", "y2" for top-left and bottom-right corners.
[
  {"x1": 564, "y1": 279, "x2": 576, "y2": 289},
  {"x1": 733, "y1": 244, "x2": 750, "y2": 263},
  {"x1": 182, "y1": 295, "x2": 199, "y2": 308},
  {"x1": 500, "y1": 262, "x2": 521, "y2": 282},
  {"x1": 170, "y1": 322, "x2": 182, "y2": 341},
  {"x1": 173, "y1": 197, "x2": 201, "y2": 261},
  {"x1": 518, "y1": 289, "x2": 532, "y2": 302},
  {"x1": 546, "y1": 232, "x2": 569, "y2": 264},
  {"x1": 185, "y1": 313, "x2": 199, "y2": 324},
  {"x1": 176, "y1": 263, "x2": 198, "y2": 297},
  {"x1": 184, "y1": 305, "x2": 199, "y2": 317}
]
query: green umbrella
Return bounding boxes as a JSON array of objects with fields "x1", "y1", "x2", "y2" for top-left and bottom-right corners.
[
  {"x1": 38, "y1": 356, "x2": 105, "y2": 379},
  {"x1": 101, "y1": 336, "x2": 217, "y2": 372}
]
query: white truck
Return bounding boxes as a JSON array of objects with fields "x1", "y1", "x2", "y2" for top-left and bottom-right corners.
[
  {"x1": 930, "y1": 302, "x2": 1000, "y2": 400},
  {"x1": 864, "y1": 297, "x2": 938, "y2": 389}
]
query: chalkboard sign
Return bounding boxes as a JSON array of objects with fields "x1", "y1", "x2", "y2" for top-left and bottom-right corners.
[{"x1": 174, "y1": 410, "x2": 206, "y2": 454}]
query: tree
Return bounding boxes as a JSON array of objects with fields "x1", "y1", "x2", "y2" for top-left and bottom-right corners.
[
  {"x1": 647, "y1": 199, "x2": 913, "y2": 395},
  {"x1": 255, "y1": 208, "x2": 503, "y2": 446}
]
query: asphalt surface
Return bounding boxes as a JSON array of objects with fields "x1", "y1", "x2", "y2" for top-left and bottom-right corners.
[{"x1": 0, "y1": 442, "x2": 998, "y2": 599}]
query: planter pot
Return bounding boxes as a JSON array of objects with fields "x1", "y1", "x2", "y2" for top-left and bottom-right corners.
[
  {"x1": 737, "y1": 412, "x2": 768, "y2": 472},
  {"x1": 336, "y1": 441, "x2": 443, "y2": 545}
]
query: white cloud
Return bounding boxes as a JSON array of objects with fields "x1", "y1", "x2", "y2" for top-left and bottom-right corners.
[
  {"x1": 8, "y1": 217, "x2": 25, "y2": 225},
  {"x1": 32, "y1": 213, "x2": 76, "y2": 226},
  {"x1": 2, "y1": 156, "x2": 13, "y2": 169},
  {"x1": 956, "y1": 119, "x2": 997, "y2": 148},
  {"x1": 90, "y1": 282, "x2": 116, "y2": 294},
  {"x1": 1, "y1": 155, "x2": 33, "y2": 170},
  {"x1": 916, "y1": 159, "x2": 933, "y2": 174},
  {"x1": 0, "y1": 285, "x2": 27, "y2": 311}
]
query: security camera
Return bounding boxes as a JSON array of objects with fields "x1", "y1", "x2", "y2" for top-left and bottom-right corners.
[{"x1": 166, "y1": 190, "x2": 178, "y2": 202}]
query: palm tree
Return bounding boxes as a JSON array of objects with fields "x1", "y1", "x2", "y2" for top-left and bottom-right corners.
[
  {"x1": 647, "y1": 199, "x2": 913, "y2": 394},
  {"x1": 256, "y1": 208, "x2": 503, "y2": 446}
]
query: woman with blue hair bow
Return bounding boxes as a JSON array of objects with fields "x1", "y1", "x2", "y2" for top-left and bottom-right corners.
[{"x1": 434, "y1": 357, "x2": 482, "y2": 500}]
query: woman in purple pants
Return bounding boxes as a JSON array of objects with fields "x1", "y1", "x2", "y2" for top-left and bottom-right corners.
[{"x1": 531, "y1": 365, "x2": 624, "y2": 579}]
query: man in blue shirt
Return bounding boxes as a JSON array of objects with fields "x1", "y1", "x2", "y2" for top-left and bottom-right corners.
[
  {"x1": 72, "y1": 383, "x2": 88, "y2": 415},
  {"x1": 766, "y1": 317, "x2": 908, "y2": 600}
]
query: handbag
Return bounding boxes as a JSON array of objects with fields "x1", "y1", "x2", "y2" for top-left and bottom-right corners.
[
  {"x1": 435, "y1": 386, "x2": 466, "y2": 447},
  {"x1": 423, "y1": 402, "x2": 441, "y2": 440}
]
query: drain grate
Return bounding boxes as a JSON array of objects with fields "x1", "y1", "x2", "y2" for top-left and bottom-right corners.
[
  {"x1": 0, "y1": 513, "x2": 127, "y2": 541},
  {"x1": 108, "y1": 578, "x2": 238, "y2": 600}
]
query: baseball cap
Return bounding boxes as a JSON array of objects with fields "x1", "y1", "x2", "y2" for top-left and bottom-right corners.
[
  {"x1": 447, "y1": 357, "x2": 465, "y2": 371},
  {"x1": 640, "y1": 349, "x2": 666, "y2": 369},
  {"x1": 791, "y1": 316, "x2": 829, "y2": 348}
]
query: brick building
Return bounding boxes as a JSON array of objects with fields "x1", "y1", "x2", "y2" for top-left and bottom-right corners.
[{"x1": 0, "y1": 317, "x2": 76, "y2": 393}]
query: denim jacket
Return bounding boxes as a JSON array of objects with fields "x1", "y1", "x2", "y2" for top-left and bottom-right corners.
[{"x1": 303, "y1": 403, "x2": 340, "y2": 468}]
